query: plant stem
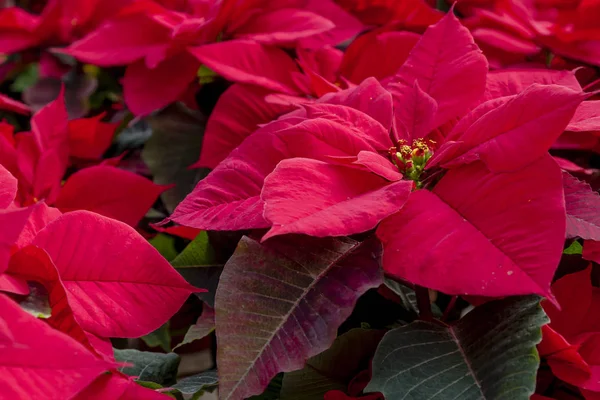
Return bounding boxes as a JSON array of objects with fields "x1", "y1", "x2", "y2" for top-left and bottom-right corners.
[{"x1": 415, "y1": 285, "x2": 433, "y2": 321}]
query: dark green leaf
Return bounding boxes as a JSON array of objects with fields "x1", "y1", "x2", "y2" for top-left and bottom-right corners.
[
  {"x1": 280, "y1": 328, "x2": 384, "y2": 400},
  {"x1": 143, "y1": 104, "x2": 209, "y2": 212},
  {"x1": 150, "y1": 234, "x2": 179, "y2": 261},
  {"x1": 10, "y1": 64, "x2": 39, "y2": 93},
  {"x1": 172, "y1": 231, "x2": 216, "y2": 267},
  {"x1": 171, "y1": 370, "x2": 218, "y2": 396},
  {"x1": 141, "y1": 322, "x2": 172, "y2": 352},
  {"x1": 365, "y1": 296, "x2": 548, "y2": 400},
  {"x1": 114, "y1": 348, "x2": 180, "y2": 386},
  {"x1": 564, "y1": 241, "x2": 583, "y2": 255},
  {"x1": 177, "y1": 265, "x2": 223, "y2": 307}
]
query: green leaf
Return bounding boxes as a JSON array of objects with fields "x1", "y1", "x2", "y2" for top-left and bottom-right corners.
[
  {"x1": 143, "y1": 104, "x2": 209, "y2": 213},
  {"x1": 280, "y1": 328, "x2": 385, "y2": 400},
  {"x1": 197, "y1": 65, "x2": 217, "y2": 84},
  {"x1": 18, "y1": 282, "x2": 51, "y2": 319},
  {"x1": 114, "y1": 349, "x2": 180, "y2": 386},
  {"x1": 141, "y1": 322, "x2": 172, "y2": 352},
  {"x1": 174, "y1": 305, "x2": 215, "y2": 350},
  {"x1": 436, "y1": 0, "x2": 450, "y2": 12},
  {"x1": 365, "y1": 296, "x2": 548, "y2": 400},
  {"x1": 564, "y1": 241, "x2": 583, "y2": 255},
  {"x1": 172, "y1": 231, "x2": 216, "y2": 267},
  {"x1": 177, "y1": 265, "x2": 223, "y2": 307},
  {"x1": 171, "y1": 370, "x2": 218, "y2": 397},
  {"x1": 10, "y1": 64, "x2": 39, "y2": 93},
  {"x1": 150, "y1": 234, "x2": 179, "y2": 261}
]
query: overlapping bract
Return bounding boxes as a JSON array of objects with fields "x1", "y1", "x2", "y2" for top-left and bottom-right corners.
[{"x1": 170, "y1": 12, "x2": 587, "y2": 300}]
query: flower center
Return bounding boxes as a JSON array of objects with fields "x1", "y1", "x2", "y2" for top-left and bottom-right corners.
[{"x1": 389, "y1": 138, "x2": 435, "y2": 186}]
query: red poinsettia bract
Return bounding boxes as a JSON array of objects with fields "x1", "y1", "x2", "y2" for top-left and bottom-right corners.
[{"x1": 166, "y1": 12, "x2": 587, "y2": 299}]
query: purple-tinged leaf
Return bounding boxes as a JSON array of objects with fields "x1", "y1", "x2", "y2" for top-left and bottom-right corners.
[
  {"x1": 215, "y1": 235, "x2": 383, "y2": 400},
  {"x1": 563, "y1": 172, "x2": 600, "y2": 240}
]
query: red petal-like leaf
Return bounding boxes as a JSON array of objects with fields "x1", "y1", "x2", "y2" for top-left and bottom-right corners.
[
  {"x1": 0, "y1": 274, "x2": 29, "y2": 295},
  {"x1": 68, "y1": 114, "x2": 118, "y2": 160},
  {"x1": 378, "y1": 156, "x2": 565, "y2": 298},
  {"x1": 341, "y1": 30, "x2": 419, "y2": 84},
  {"x1": 123, "y1": 52, "x2": 200, "y2": 116},
  {"x1": 8, "y1": 246, "x2": 115, "y2": 359},
  {"x1": 74, "y1": 372, "x2": 171, "y2": 400},
  {"x1": 320, "y1": 77, "x2": 394, "y2": 133},
  {"x1": 482, "y1": 69, "x2": 581, "y2": 102},
  {"x1": 0, "y1": 164, "x2": 17, "y2": 208},
  {"x1": 233, "y1": 8, "x2": 335, "y2": 45},
  {"x1": 216, "y1": 235, "x2": 382, "y2": 400},
  {"x1": 197, "y1": 83, "x2": 290, "y2": 169},
  {"x1": 168, "y1": 113, "x2": 386, "y2": 230},
  {"x1": 544, "y1": 267, "x2": 593, "y2": 341},
  {"x1": 0, "y1": 293, "x2": 113, "y2": 399},
  {"x1": 434, "y1": 84, "x2": 587, "y2": 172},
  {"x1": 299, "y1": 0, "x2": 364, "y2": 48},
  {"x1": 29, "y1": 211, "x2": 199, "y2": 338},
  {"x1": 0, "y1": 94, "x2": 30, "y2": 115},
  {"x1": 262, "y1": 158, "x2": 411, "y2": 240},
  {"x1": 567, "y1": 101, "x2": 600, "y2": 132},
  {"x1": 189, "y1": 40, "x2": 303, "y2": 94},
  {"x1": 388, "y1": 80, "x2": 437, "y2": 142},
  {"x1": 563, "y1": 172, "x2": 600, "y2": 240},
  {"x1": 388, "y1": 11, "x2": 488, "y2": 128},
  {"x1": 0, "y1": 202, "x2": 60, "y2": 271},
  {"x1": 55, "y1": 165, "x2": 166, "y2": 226},
  {"x1": 59, "y1": 13, "x2": 171, "y2": 67}
]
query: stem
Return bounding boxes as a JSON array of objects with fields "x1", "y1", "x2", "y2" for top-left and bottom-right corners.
[
  {"x1": 415, "y1": 285, "x2": 433, "y2": 321},
  {"x1": 442, "y1": 295, "x2": 458, "y2": 322}
]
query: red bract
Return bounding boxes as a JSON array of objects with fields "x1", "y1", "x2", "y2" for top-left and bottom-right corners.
[
  {"x1": 195, "y1": 30, "x2": 424, "y2": 169},
  {"x1": 334, "y1": 0, "x2": 442, "y2": 28},
  {"x1": 0, "y1": 94, "x2": 30, "y2": 115},
  {"x1": 59, "y1": 0, "x2": 358, "y2": 115},
  {"x1": 0, "y1": 91, "x2": 164, "y2": 226},
  {"x1": 0, "y1": 293, "x2": 116, "y2": 399},
  {"x1": 167, "y1": 12, "x2": 580, "y2": 298},
  {"x1": 459, "y1": 0, "x2": 600, "y2": 67},
  {"x1": 0, "y1": 0, "x2": 136, "y2": 52},
  {"x1": 540, "y1": 267, "x2": 600, "y2": 398},
  {"x1": 7, "y1": 211, "x2": 201, "y2": 338}
]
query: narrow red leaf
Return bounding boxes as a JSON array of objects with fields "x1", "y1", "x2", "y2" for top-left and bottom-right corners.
[{"x1": 0, "y1": 94, "x2": 30, "y2": 115}]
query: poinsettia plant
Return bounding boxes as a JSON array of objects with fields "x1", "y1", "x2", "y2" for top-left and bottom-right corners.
[{"x1": 1, "y1": 0, "x2": 600, "y2": 399}]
